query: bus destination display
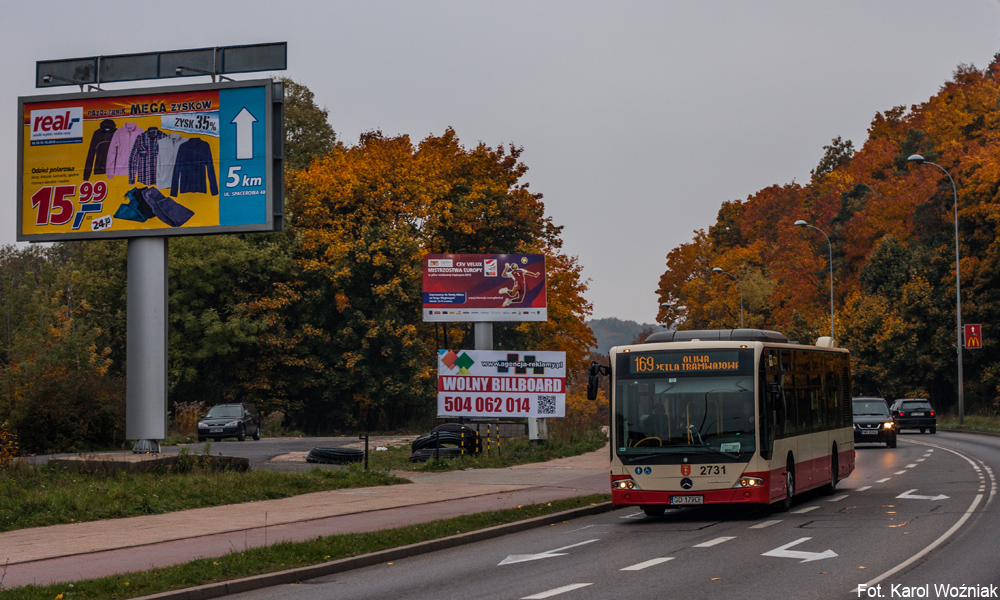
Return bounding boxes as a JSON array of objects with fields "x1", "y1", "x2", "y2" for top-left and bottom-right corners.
[{"x1": 629, "y1": 350, "x2": 746, "y2": 374}]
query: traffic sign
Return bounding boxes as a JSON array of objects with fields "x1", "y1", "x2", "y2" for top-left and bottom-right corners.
[{"x1": 965, "y1": 324, "x2": 983, "y2": 349}]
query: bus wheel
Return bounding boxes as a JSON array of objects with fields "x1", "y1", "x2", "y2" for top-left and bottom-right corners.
[
  {"x1": 777, "y1": 456, "x2": 795, "y2": 512},
  {"x1": 642, "y1": 505, "x2": 666, "y2": 517},
  {"x1": 821, "y1": 448, "x2": 838, "y2": 496}
]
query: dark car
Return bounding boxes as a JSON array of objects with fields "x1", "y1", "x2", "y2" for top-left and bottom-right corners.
[
  {"x1": 197, "y1": 403, "x2": 261, "y2": 442},
  {"x1": 853, "y1": 397, "x2": 897, "y2": 448},
  {"x1": 890, "y1": 398, "x2": 937, "y2": 434}
]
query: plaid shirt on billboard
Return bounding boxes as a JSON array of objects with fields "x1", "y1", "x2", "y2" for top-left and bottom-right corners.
[{"x1": 128, "y1": 127, "x2": 168, "y2": 186}]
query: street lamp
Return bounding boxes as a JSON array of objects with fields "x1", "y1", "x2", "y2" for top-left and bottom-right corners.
[
  {"x1": 908, "y1": 153, "x2": 964, "y2": 425},
  {"x1": 711, "y1": 267, "x2": 744, "y2": 329},
  {"x1": 793, "y1": 220, "x2": 835, "y2": 339}
]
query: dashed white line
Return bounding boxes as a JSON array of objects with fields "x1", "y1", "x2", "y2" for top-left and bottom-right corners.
[
  {"x1": 621, "y1": 557, "x2": 674, "y2": 571},
  {"x1": 916, "y1": 459, "x2": 926, "y2": 462},
  {"x1": 906, "y1": 464, "x2": 918, "y2": 468},
  {"x1": 877, "y1": 478, "x2": 892, "y2": 483},
  {"x1": 828, "y1": 494, "x2": 849, "y2": 502},
  {"x1": 894, "y1": 470, "x2": 907, "y2": 475},
  {"x1": 793, "y1": 506, "x2": 820, "y2": 514},
  {"x1": 857, "y1": 486, "x2": 872, "y2": 492},
  {"x1": 523, "y1": 584, "x2": 593, "y2": 599},
  {"x1": 750, "y1": 520, "x2": 782, "y2": 529},
  {"x1": 694, "y1": 536, "x2": 736, "y2": 547}
]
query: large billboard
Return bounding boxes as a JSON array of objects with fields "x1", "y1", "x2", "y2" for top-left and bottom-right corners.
[
  {"x1": 18, "y1": 79, "x2": 281, "y2": 241},
  {"x1": 437, "y1": 349, "x2": 566, "y2": 418},
  {"x1": 422, "y1": 254, "x2": 546, "y2": 322}
]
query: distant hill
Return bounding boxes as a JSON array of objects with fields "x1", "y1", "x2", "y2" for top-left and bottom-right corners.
[{"x1": 588, "y1": 317, "x2": 658, "y2": 355}]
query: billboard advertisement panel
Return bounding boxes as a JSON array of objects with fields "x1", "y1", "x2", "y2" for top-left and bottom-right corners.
[
  {"x1": 18, "y1": 79, "x2": 279, "y2": 241},
  {"x1": 437, "y1": 349, "x2": 565, "y2": 418},
  {"x1": 422, "y1": 254, "x2": 546, "y2": 322}
]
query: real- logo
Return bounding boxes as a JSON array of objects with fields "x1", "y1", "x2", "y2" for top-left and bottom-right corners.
[{"x1": 29, "y1": 107, "x2": 84, "y2": 145}]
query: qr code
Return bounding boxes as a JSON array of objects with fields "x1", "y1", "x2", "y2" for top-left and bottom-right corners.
[{"x1": 537, "y1": 395, "x2": 557, "y2": 415}]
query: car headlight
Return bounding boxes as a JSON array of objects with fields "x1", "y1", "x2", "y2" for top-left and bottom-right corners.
[
  {"x1": 198, "y1": 422, "x2": 207, "y2": 428},
  {"x1": 612, "y1": 478, "x2": 640, "y2": 491},
  {"x1": 733, "y1": 477, "x2": 764, "y2": 488},
  {"x1": 225, "y1": 420, "x2": 240, "y2": 427},
  {"x1": 883, "y1": 421, "x2": 894, "y2": 429}
]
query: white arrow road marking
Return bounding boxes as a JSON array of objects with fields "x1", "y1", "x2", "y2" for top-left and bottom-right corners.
[
  {"x1": 231, "y1": 107, "x2": 258, "y2": 160},
  {"x1": 897, "y1": 489, "x2": 949, "y2": 501},
  {"x1": 522, "y1": 583, "x2": 593, "y2": 599},
  {"x1": 693, "y1": 536, "x2": 735, "y2": 547},
  {"x1": 499, "y1": 539, "x2": 599, "y2": 565},
  {"x1": 621, "y1": 557, "x2": 674, "y2": 571},
  {"x1": 762, "y1": 537, "x2": 837, "y2": 562}
]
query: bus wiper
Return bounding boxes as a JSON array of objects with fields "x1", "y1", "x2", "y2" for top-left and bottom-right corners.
[{"x1": 686, "y1": 425, "x2": 740, "y2": 460}]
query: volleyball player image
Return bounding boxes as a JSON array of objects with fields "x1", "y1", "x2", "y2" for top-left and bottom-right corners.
[{"x1": 498, "y1": 262, "x2": 540, "y2": 307}]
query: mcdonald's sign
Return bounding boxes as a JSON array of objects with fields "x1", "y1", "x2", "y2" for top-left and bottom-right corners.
[{"x1": 965, "y1": 324, "x2": 983, "y2": 349}]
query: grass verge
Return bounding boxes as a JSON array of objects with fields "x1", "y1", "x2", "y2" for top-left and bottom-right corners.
[
  {"x1": 0, "y1": 461, "x2": 405, "y2": 533},
  {"x1": 938, "y1": 413, "x2": 1000, "y2": 434},
  {"x1": 0, "y1": 494, "x2": 611, "y2": 599}
]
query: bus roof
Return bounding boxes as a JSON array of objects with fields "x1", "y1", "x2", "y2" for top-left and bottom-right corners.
[{"x1": 643, "y1": 329, "x2": 790, "y2": 344}]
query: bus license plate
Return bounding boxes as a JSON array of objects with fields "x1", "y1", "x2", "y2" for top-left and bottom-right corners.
[{"x1": 670, "y1": 496, "x2": 703, "y2": 505}]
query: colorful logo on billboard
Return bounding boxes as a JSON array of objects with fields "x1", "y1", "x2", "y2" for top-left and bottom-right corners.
[
  {"x1": 29, "y1": 107, "x2": 83, "y2": 145},
  {"x1": 965, "y1": 324, "x2": 983, "y2": 349}
]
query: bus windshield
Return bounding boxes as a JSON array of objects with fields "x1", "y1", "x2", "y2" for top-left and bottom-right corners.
[{"x1": 615, "y1": 374, "x2": 755, "y2": 462}]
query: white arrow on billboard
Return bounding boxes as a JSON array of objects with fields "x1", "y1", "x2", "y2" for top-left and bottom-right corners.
[
  {"x1": 897, "y1": 489, "x2": 949, "y2": 501},
  {"x1": 498, "y1": 539, "x2": 599, "y2": 565},
  {"x1": 762, "y1": 537, "x2": 837, "y2": 563},
  {"x1": 231, "y1": 107, "x2": 258, "y2": 160}
]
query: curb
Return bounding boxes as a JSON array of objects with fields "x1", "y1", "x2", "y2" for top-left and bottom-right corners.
[{"x1": 135, "y1": 501, "x2": 615, "y2": 600}]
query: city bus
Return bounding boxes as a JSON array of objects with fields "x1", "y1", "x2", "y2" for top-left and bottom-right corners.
[{"x1": 587, "y1": 329, "x2": 854, "y2": 515}]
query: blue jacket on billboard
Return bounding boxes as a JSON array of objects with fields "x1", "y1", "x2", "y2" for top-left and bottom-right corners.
[
  {"x1": 83, "y1": 120, "x2": 117, "y2": 181},
  {"x1": 170, "y1": 137, "x2": 218, "y2": 197}
]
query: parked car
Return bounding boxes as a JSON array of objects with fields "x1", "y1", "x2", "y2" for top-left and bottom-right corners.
[
  {"x1": 853, "y1": 397, "x2": 897, "y2": 448},
  {"x1": 890, "y1": 398, "x2": 937, "y2": 434},
  {"x1": 197, "y1": 403, "x2": 261, "y2": 442}
]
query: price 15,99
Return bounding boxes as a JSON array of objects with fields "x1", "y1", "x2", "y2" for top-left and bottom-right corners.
[{"x1": 31, "y1": 182, "x2": 107, "y2": 226}]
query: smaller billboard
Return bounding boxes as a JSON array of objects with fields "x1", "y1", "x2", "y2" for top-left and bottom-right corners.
[
  {"x1": 437, "y1": 349, "x2": 565, "y2": 418},
  {"x1": 965, "y1": 324, "x2": 982, "y2": 349},
  {"x1": 422, "y1": 254, "x2": 546, "y2": 322}
]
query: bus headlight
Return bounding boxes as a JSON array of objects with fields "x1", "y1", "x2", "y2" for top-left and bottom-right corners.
[
  {"x1": 612, "y1": 478, "x2": 640, "y2": 491},
  {"x1": 733, "y1": 477, "x2": 764, "y2": 488}
]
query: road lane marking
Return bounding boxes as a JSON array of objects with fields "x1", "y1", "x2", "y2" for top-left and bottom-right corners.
[
  {"x1": 876, "y1": 478, "x2": 891, "y2": 483},
  {"x1": 792, "y1": 506, "x2": 819, "y2": 514},
  {"x1": 762, "y1": 537, "x2": 837, "y2": 562},
  {"x1": 916, "y1": 459, "x2": 925, "y2": 462},
  {"x1": 857, "y1": 486, "x2": 872, "y2": 492},
  {"x1": 621, "y1": 557, "x2": 674, "y2": 571},
  {"x1": 897, "y1": 489, "x2": 949, "y2": 501},
  {"x1": 894, "y1": 470, "x2": 907, "y2": 475},
  {"x1": 693, "y1": 536, "x2": 735, "y2": 547},
  {"x1": 523, "y1": 583, "x2": 593, "y2": 599},
  {"x1": 828, "y1": 494, "x2": 849, "y2": 502},
  {"x1": 856, "y1": 494, "x2": 982, "y2": 593},
  {"x1": 906, "y1": 464, "x2": 918, "y2": 468},
  {"x1": 749, "y1": 520, "x2": 781, "y2": 529},
  {"x1": 499, "y1": 539, "x2": 599, "y2": 565}
]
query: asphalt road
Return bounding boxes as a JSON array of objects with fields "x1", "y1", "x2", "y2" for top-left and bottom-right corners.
[
  {"x1": 169, "y1": 436, "x2": 361, "y2": 470},
  {"x1": 222, "y1": 431, "x2": 998, "y2": 600}
]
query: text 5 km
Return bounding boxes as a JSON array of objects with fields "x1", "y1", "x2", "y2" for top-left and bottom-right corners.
[{"x1": 443, "y1": 396, "x2": 531, "y2": 413}]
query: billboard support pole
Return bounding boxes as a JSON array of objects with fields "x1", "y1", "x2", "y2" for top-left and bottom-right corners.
[{"x1": 126, "y1": 237, "x2": 168, "y2": 453}]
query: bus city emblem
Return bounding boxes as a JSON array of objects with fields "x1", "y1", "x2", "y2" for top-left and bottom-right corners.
[{"x1": 681, "y1": 464, "x2": 691, "y2": 476}]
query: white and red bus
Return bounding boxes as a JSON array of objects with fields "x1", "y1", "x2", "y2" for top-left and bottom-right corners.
[{"x1": 588, "y1": 329, "x2": 854, "y2": 515}]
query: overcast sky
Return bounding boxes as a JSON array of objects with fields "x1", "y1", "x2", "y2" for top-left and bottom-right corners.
[{"x1": 5, "y1": 1, "x2": 1000, "y2": 324}]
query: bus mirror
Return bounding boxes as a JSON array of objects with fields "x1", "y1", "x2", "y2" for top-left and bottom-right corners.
[{"x1": 587, "y1": 362, "x2": 609, "y2": 401}]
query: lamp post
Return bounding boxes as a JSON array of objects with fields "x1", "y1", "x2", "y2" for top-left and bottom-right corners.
[
  {"x1": 711, "y1": 267, "x2": 744, "y2": 329},
  {"x1": 907, "y1": 154, "x2": 964, "y2": 425},
  {"x1": 793, "y1": 220, "x2": 835, "y2": 339}
]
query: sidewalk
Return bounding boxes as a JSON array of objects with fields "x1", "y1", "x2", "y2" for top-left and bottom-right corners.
[{"x1": 0, "y1": 447, "x2": 610, "y2": 589}]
